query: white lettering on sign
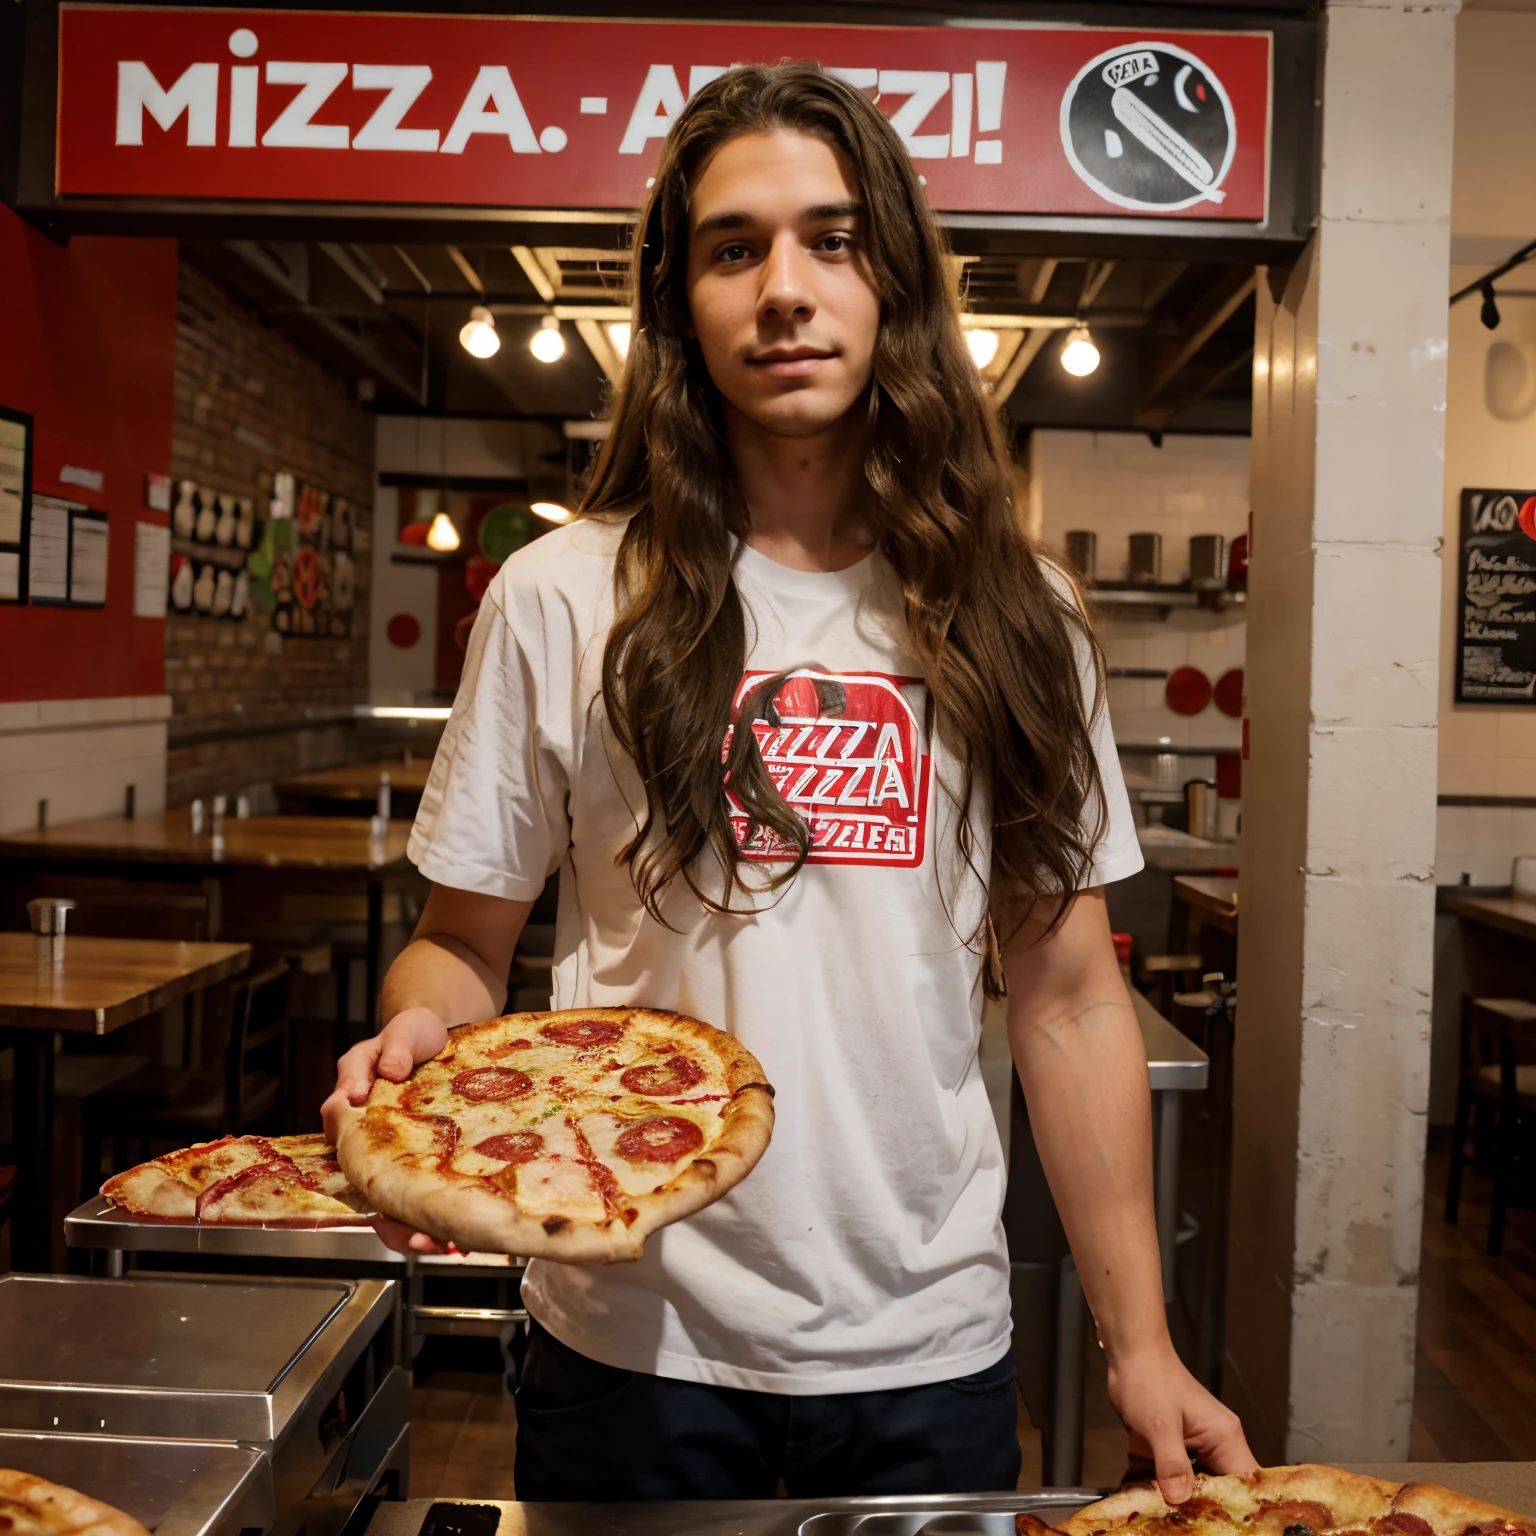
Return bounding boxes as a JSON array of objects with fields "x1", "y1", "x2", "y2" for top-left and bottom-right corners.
[
  {"x1": 352, "y1": 64, "x2": 438, "y2": 151},
  {"x1": 1471, "y1": 492, "x2": 1522, "y2": 534},
  {"x1": 115, "y1": 61, "x2": 219, "y2": 146},
  {"x1": 440, "y1": 65, "x2": 540, "y2": 154},
  {"x1": 618, "y1": 64, "x2": 687, "y2": 154},
  {"x1": 108, "y1": 53, "x2": 1007, "y2": 165},
  {"x1": 261, "y1": 61, "x2": 349, "y2": 148}
]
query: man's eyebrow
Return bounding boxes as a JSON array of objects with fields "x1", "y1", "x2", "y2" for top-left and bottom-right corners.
[{"x1": 691, "y1": 201, "x2": 866, "y2": 240}]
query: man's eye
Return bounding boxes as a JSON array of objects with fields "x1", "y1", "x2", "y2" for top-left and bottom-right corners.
[
  {"x1": 717, "y1": 244, "x2": 751, "y2": 263},
  {"x1": 819, "y1": 234, "x2": 854, "y2": 254}
]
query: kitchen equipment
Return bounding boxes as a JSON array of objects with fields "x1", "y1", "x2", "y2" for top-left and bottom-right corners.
[
  {"x1": 1064, "y1": 530, "x2": 1097, "y2": 580},
  {"x1": 1127, "y1": 532, "x2": 1162, "y2": 582},
  {"x1": 367, "y1": 1491, "x2": 1104, "y2": 1536},
  {"x1": 0, "y1": 1432, "x2": 271, "y2": 1536},
  {"x1": 0, "y1": 1275, "x2": 407, "y2": 1536},
  {"x1": 1185, "y1": 779, "x2": 1219, "y2": 842},
  {"x1": 1188, "y1": 534, "x2": 1227, "y2": 590}
]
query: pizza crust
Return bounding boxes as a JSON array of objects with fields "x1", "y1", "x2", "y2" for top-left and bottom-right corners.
[
  {"x1": 0, "y1": 1470, "x2": 152, "y2": 1536},
  {"x1": 335, "y1": 1007, "x2": 774, "y2": 1264},
  {"x1": 1391, "y1": 1484, "x2": 1536, "y2": 1535}
]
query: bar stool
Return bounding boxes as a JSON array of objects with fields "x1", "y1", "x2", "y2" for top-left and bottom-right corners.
[{"x1": 1445, "y1": 995, "x2": 1536, "y2": 1256}]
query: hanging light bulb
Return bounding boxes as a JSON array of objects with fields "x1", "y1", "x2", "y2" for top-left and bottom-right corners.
[
  {"x1": 965, "y1": 328, "x2": 1000, "y2": 369},
  {"x1": 459, "y1": 306, "x2": 500, "y2": 359},
  {"x1": 1060, "y1": 325, "x2": 1101, "y2": 378},
  {"x1": 425, "y1": 511, "x2": 461, "y2": 552},
  {"x1": 530, "y1": 501, "x2": 575, "y2": 525},
  {"x1": 530, "y1": 315, "x2": 566, "y2": 364},
  {"x1": 1480, "y1": 281, "x2": 1502, "y2": 331},
  {"x1": 605, "y1": 321, "x2": 632, "y2": 361}
]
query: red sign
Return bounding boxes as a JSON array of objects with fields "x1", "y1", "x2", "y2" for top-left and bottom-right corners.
[
  {"x1": 724, "y1": 670, "x2": 932, "y2": 868},
  {"x1": 56, "y1": 8, "x2": 1272, "y2": 220}
]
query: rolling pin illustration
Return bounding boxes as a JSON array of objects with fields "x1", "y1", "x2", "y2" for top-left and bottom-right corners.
[{"x1": 1108, "y1": 81, "x2": 1226, "y2": 203}]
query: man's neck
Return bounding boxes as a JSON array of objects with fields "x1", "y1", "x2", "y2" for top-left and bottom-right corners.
[{"x1": 725, "y1": 403, "x2": 874, "y2": 574}]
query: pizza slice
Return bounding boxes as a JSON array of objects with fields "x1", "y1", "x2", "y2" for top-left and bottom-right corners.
[
  {"x1": 0, "y1": 1471, "x2": 150, "y2": 1536},
  {"x1": 102, "y1": 1133, "x2": 370, "y2": 1225}
]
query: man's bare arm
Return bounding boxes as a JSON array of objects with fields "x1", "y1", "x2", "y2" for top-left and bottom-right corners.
[{"x1": 1004, "y1": 886, "x2": 1252, "y2": 1499}]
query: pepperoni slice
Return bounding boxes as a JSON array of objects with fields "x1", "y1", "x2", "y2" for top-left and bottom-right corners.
[
  {"x1": 541, "y1": 1017, "x2": 625, "y2": 1048},
  {"x1": 452, "y1": 1067, "x2": 533, "y2": 1102},
  {"x1": 615, "y1": 1116, "x2": 705, "y2": 1165},
  {"x1": 621, "y1": 1055, "x2": 705, "y2": 1096},
  {"x1": 474, "y1": 1131, "x2": 544, "y2": 1165}
]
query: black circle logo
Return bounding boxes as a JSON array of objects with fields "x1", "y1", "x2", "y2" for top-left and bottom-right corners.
[{"x1": 1060, "y1": 42, "x2": 1236, "y2": 212}]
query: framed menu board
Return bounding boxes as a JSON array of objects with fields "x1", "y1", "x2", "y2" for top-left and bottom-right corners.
[
  {"x1": 1456, "y1": 487, "x2": 1536, "y2": 704},
  {"x1": 0, "y1": 405, "x2": 32, "y2": 604}
]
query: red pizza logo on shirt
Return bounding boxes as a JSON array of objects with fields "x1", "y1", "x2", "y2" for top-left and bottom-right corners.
[{"x1": 722, "y1": 669, "x2": 932, "y2": 868}]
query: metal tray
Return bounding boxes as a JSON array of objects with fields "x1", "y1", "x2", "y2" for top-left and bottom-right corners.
[
  {"x1": 0, "y1": 1430, "x2": 272, "y2": 1536},
  {"x1": 367, "y1": 1491, "x2": 1102, "y2": 1536}
]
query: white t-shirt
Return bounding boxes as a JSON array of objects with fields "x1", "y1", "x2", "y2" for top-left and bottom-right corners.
[{"x1": 408, "y1": 516, "x2": 1143, "y2": 1394}]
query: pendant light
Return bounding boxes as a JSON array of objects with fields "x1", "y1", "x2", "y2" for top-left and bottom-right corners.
[
  {"x1": 530, "y1": 315, "x2": 566, "y2": 364},
  {"x1": 459, "y1": 306, "x2": 500, "y2": 359},
  {"x1": 426, "y1": 511, "x2": 461, "y2": 552},
  {"x1": 1060, "y1": 325, "x2": 1101, "y2": 377}
]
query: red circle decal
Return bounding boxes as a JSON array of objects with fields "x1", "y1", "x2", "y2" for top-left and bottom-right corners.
[
  {"x1": 1165, "y1": 666, "x2": 1213, "y2": 716},
  {"x1": 1213, "y1": 668, "x2": 1245, "y2": 719},
  {"x1": 1519, "y1": 497, "x2": 1536, "y2": 543},
  {"x1": 386, "y1": 613, "x2": 421, "y2": 649}
]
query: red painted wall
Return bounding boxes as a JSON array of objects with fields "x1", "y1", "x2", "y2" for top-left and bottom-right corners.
[{"x1": 0, "y1": 206, "x2": 177, "y2": 702}]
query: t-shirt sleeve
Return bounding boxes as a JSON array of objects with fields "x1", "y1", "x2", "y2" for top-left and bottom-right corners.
[
  {"x1": 1077, "y1": 626, "x2": 1145, "y2": 888},
  {"x1": 407, "y1": 583, "x2": 573, "y2": 902}
]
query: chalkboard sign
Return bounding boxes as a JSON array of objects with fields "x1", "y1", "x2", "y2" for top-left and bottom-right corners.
[{"x1": 1456, "y1": 487, "x2": 1536, "y2": 703}]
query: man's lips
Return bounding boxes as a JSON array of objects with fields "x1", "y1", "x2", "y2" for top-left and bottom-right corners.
[{"x1": 748, "y1": 348, "x2": 836, "y2": 378}]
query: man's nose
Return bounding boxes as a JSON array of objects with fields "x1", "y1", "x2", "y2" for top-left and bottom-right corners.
[{"x1": 758, "y1": 234, "x2": 816, "y2": 323}]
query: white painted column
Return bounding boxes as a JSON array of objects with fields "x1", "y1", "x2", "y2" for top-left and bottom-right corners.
[{"x1": 1224, "y1": 0, "x2": 1455, "y2": 1461}]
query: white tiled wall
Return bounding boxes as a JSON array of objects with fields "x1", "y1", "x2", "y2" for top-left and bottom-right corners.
[
  {"x1": 1029, "y1": 430, "x2": 1250, "y2": 751},
  {"x1": 1434, "y1": 802, "x2": 1536, "y2": 887},
  {"x1": 0, "y1": 696, "x2": 169, "y2": 833}
]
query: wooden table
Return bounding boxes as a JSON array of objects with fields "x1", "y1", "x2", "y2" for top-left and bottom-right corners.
[
  {"x1": 0, "y1": 932, "x2": 249, "y2": 1271},
  {"x1": 274, "y1": 759, "x2": 431, "y2": 817},
  {"x1": 1443, "y1": 892, "x2": 1536, "y2": 1002},
  {"x1": 0, "y1": 812, "x2": 413, "y2": 1030}
]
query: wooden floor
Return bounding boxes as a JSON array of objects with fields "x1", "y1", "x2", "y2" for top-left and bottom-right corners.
[{"x1": 408, "y1": 1130, "x2": 1536, "y2": 1496}]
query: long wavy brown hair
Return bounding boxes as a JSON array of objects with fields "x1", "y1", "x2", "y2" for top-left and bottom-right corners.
[{"x1": 582, "y1": 63, "x2": 1106, "y2": 989}]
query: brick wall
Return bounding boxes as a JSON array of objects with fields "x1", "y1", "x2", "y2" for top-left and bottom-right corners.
[{"x1": 167, "y1": 261, "x2": 374, "y2": 805}]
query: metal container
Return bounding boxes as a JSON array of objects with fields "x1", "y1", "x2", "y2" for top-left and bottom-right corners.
[
  {"x1": 1064, "y1": 531, "x2": 1097, "y2": 581},
  {"x1": 0, "y1": 1431, "x2": 271, "y2": 1536},
  {"x1": 1188, "y1": 534, "x2": 1228, "y2": 590},
  {"x1": 1127, "y1": 532, "x2": 1162, "y2": 582},
  {"x1": 0, "y1": 1275, "x2": 408, "y2": 1536}
]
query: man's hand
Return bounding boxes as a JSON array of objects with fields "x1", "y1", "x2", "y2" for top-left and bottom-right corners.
[
  {"x1": 320, "y1": 1006, "x2": 448, "y2": 1144},
  {"x1": 1107, "y1": 1341, "x2": 1257, "y2": 1503}
]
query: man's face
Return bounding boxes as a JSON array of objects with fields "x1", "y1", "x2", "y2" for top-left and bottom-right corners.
[{"x1": 684, "y1": 129, "x2": 881, "y2": 439}]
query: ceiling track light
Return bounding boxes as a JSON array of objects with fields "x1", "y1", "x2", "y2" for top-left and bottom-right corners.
[
  {"x1": 531, "y1": 314, "x2": 566, "y2": 364},
  {"x1": 1480, "y1": 281, "x2": 1502, "y2": 331},
  {"x1": 1060, "y1": 324, "x2": 1101, "y2": 378},
  {"x1": 458, "y1": 306, "x2": 500, "y2": 359}
]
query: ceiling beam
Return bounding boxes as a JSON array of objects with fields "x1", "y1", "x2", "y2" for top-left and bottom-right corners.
[
  {"x1": 1137, "y1": 344, "x2": 1254, "y2": 429},
  {"x1": 1080, "y1": 259, "x2": 1116, "y2": 309},
  {"x1": 510, "y1": 244, "x2": 556, "y2": 302},
  {"x1": 444, "y1": 244, "x2": 485, "y2": 294},
  {"x1": 1141, "y1": 262, "x2": 1187, "y2": 315},
  {"x1": 574, "y1": 317, "x2": 625, "y2": 390},
  {"x1": 1142, "y1": 267, "x2": 1257, "y2": 407},
  {"x1": 991, "y1": 329, "x2": 1054, "y2": 407}
]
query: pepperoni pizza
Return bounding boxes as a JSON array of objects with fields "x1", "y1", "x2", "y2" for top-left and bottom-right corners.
[
  {"x1": 1023, "y1": 1467, "x2": 1536, "y2": 1536},
  {"x1": 334, "y1": 1006, "x2": 775, "y2": 1263},
  {"x1": 102, "y1": 1132, "x2": 370, "y2": 1225}
]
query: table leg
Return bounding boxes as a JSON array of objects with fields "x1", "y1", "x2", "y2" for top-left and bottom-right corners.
[
  {"x1": 1049, "y1": 1254, "x2": 1086, "y2": 1488},
  {"x1": 4, "y1": 1029, "x2": 57, "y2": 1272},
  {"x1": 365, "y1": 878, "x2": 384, "y2": 1034},
  {"x1": 1154, "y1": 1089, "x2": 1183, "y2": 1302}
]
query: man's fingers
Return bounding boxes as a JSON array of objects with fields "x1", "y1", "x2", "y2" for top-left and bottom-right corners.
[
  {"x1": 1147, "y1": 1420, "x2": 1195, "y2": 1505},
  {"x1": 1190, "y1": 1407, "x2": 1258, "y2": 1476},
  {"x1": 375, "y1": 1037, "x2": 418, "y2": 1082},
  {"x1": 373, "y1": 1213, "x2": 452, "y2": 1256},
  {"x1": 335, "y1": 1038, "x2": 382, "y2": 1102}
]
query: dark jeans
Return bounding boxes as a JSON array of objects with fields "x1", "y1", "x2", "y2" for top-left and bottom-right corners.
[{"x1": 512, "y1": 1316, "x2": 1022, "y2": 1501}]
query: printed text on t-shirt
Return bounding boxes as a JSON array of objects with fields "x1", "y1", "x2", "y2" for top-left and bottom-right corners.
[{"x1": 722, "y1": 669, "x2": 932, "y2": 868}]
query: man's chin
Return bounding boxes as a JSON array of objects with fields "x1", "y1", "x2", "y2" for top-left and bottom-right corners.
[{"x1": 728, "y1": 393, "x2": 865, "y2": 441}]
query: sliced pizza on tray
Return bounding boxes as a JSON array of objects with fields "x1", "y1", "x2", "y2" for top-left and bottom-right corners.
[{"x1": 102, "y1": 1132, "x2": 371, "y2": 1226}]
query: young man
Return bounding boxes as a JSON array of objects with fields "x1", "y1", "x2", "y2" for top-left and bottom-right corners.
[{"x1": 324, "y1": 65, "x2": 1254, "y2": 1500}]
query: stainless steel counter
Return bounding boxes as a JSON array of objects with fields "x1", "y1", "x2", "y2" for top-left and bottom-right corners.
[
  {"x1": 0, "y1": 1431, "x2": 271, "y2": 1536},
  {"x1": 368, "y1": 1490, "x2": 1100, "y2": 1536}
]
